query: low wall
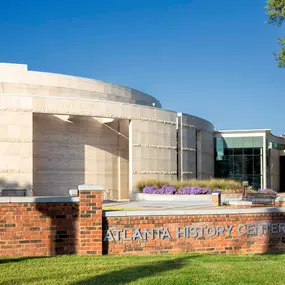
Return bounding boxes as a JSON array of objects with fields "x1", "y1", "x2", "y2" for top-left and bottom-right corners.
[
  {"x1": 103, "y1": 209, "x2": 285, "y2": 255},
  {"x1": 1, "y1": 186, "x2": 285, "y2": 257},
  {"x1": 0, "y1": 198, "x2": 78, "y2": 256},
  {"x1": 0, "y1": 187, "x2": 102, "y2": 257}
]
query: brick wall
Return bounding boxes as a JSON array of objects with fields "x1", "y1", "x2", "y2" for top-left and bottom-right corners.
[
  {"x1": 1, "y1": 185, "x2": 285, "y2": 257},
  {"x1": 0, "y1": 185, "x2": 103, "y2": 257},
  {"x1": 0, "y1": 202, "x2": 78, "y2": 257},
  {"x1": 78, "y1": 186, "x2": 103, "y2": 255},
  {"x1": 103, "y1": 212, "x2": 285, "y2": 255}
]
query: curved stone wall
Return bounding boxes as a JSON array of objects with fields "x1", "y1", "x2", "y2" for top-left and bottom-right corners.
[
  {"x1": 0, "y1": 63, "x2": 162, "y2": 108},
  {"x1": 178, "y1": 113, "x2": 214, "y2": 180},
  {"x1": 0, "y1": 63, "x2": 215, "y2": 197}
]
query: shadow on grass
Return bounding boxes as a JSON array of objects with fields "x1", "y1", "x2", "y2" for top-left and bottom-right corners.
[
  {"x1": 72, "y1": 256, "x2": 192, "y2": 285},
  {"x1": 0, "y1": 256, "x2": 50, "y2": 264}
]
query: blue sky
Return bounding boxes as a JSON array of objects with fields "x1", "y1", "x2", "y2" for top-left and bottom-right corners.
[{"x1": 0, "y1": 0, "x2": 284, "y2": 134}]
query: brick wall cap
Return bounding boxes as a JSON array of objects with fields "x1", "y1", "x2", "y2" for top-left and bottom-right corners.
[
  {"x1": 69, "y1": 189, "x2": 78, "y2": 196},
  {"x1": 78, "y1": 184, "x2": 104, "y2": 191},
  {"x1": 0, "y1": 197, "x2": 10, "y2": 203},
  {"x1": 103, "y1": 207, "x2": 285, "y2": 217},
  {"x1": 0, "y1": 196, "x2": 79, "y2": 203}
]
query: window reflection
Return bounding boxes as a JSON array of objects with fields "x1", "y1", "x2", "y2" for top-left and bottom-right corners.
[{"x1": 215, "y1": 136, "x2": 263, "y2": 189}]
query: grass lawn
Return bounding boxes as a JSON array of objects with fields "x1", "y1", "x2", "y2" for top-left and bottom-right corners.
[{"x1": 1, "y1": 253, "x2": 285, "y2": 285}]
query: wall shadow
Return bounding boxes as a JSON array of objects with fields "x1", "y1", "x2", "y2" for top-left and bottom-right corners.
[
  {"x1": 33, "y1": 114, "x2": 129, "y2": 198},
  {"x1": 0, "y1": 256, "x2": 49, "y2": 264},
  {"x1": 102, "y1": 216, "x2": 109, "y2": 255},
  {"x1": 0, "y1": 179, "x2": 32, "y2": 196},
  {"x1": 72, "y1": 256, "x2": 191, "y2": 285},
  {"x1": 35, "y1": 199, "x2": 79, "y2": 256},
  {"x1": 0, "y1": 177, "x2": 79, "y2": 256}
]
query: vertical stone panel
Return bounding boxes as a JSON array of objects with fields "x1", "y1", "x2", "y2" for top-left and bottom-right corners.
[
  {"x1": 0, "y1": 95, "x2": 33, "y2": 194},
  {"x1": 200, "y1": 131, "x2": 214, "y2": 178},
  {"x1": 33, "y1": 115, "x2": 129, "y2": 197},
  {"x1": 131, "y1": 113, "x2": 177, "y2": 191},
  {"x1": 178, "y1": 113, "x2": 214, "y2": 180}
]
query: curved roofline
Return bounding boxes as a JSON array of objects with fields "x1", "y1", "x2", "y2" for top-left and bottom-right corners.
[
  {"x1": 0, "y1": 62, "x2": 162, "y2": 108},
  {"x1": 267, "y1": 130, "x2": 285, "y2": 144},
  {"x1": 178, "y1": 112, "x2": 214, "y2": 129}
]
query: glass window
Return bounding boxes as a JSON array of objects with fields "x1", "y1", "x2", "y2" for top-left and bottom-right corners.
[
  {"x1": 224, "y1": 137, "x2": 234, "y2": 148},
  {"x1": 253, "y1": 156, "x2": 261, "y2": 174},
  {"x1": 253, "y1": 147, "x2": 262, "y2": 155},
  {"x1": 233, "y1": 155, "x2": 243, "y2": 175},
  {"x1": 224, "y1": 148, "x2": 233, "y2": 155},
  {"x1": 234, "y1": 137, "x2": 244, "y2": 148},
  {"x1": 252, "y1": 176, "x2": 261, "y2": 189},
  {"x1": 244, "y1": 156, "x2": 253, "y2": 174},
  {"x1": 243, "y1": 137, "x2": 254, "y2": 148},
  {"x1": 253, "y1": 137, "x2": 263, "y2": 148},
  {"x1": 234, "y1": 148, "x2": 243, "y2": 155},
  {"x1": 216, "y1": 137, "x2": 224, "y2": 150},
  {"x1": 244, "y1": 148, "x2": 253, "y2": 155},
  {"x1": 214, "y1": 136, "x2": 263, "y2": 189}
]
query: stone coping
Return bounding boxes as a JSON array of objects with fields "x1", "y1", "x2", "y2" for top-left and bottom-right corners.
[
  {"x1": 0, "y1": 196, "x2": 80, "y2": 203},
  {"x1": 78, "y1": 184, "x2": 104, "y2": 191},
  {"x1": 103, "y1": 207, "x2": 285, "y2": 217}
]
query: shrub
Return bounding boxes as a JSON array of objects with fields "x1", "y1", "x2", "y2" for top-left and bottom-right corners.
[
  {"x1": 136, "y1": 178, "x2": 240, "y2": 192},
  {"x1": 136, "y1": 179, "x2": 171, "y2": 192}
]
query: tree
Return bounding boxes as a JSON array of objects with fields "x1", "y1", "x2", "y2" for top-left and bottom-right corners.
[{"x1": 265, "y1": 0, "x2": 285, "y2": 67}]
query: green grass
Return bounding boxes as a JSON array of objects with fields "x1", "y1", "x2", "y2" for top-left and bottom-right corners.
[
  {"x1": 136, "y1": 178, "x2": 242, "y2": 192},
  {"x1": 1, "y1": 253, "x2": 285, "y2": 285}
]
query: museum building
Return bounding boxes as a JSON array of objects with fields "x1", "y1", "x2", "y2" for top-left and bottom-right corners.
[{"x1": 0, "y1": 63, "x2": 284, "y2": 198}]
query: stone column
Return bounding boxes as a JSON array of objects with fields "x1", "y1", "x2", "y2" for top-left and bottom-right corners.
[
  {"x1": 78, "y1": 184, "x2": 103, "y2": 255},
  {"x1": 212, "y1": 191, "x2": 221, "y2": 206}
]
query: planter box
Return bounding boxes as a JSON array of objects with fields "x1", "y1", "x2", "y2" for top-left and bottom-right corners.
[
  {"x1": 131, "y1": 192, "x2": 212, "y2": 205},
  {"x1": 246, "y1": 193, "x2": 276, "y2": 204},
  {"x1": 221, "y1": 193, "x2": 243, "y2": 202}
]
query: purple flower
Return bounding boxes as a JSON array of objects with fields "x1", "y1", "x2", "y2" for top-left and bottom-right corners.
[
  {"x1": 257, "y1": 188, "x2": 277, "y2": 195},
  {"x1": 143, "y1": 185, "x2": 176, "y2": 194},
  {"x1": 143, "y1": 186, "x2": 157, "y2": 194},
  {"x1": 143, "y1": 185, "x2": 213, "y2": 195},
  {"x1": 176, "y1": 187, "x2": 212, "y2": 195}
]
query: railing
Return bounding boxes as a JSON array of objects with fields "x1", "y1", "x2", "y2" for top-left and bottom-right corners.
[
  {"x1": 1, "y1": 189, "x2": 27, "y2": 196},
  {"x1": 103, "y1": 189, "x2": 119, "y2": 201}
]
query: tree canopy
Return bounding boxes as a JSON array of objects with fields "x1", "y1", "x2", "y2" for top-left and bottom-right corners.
[{"x1": 265, "y1": 0, "x2": 285, "y2": 67}]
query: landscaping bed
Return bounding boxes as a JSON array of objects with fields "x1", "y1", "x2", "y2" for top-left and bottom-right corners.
[
  {"x1": 134, "y1": 179, "x2": 279, "y2": 205},
  {"x1": 136, "y1": 178, "x2": 242, "y2": 195}
]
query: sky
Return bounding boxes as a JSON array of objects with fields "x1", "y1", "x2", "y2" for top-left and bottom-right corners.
[{"x1": 0, "y1": 0, "x2": 284, "y2": 134}]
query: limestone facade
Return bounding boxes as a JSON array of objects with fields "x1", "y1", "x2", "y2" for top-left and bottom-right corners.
[{"x1": 0, "y1": 63, "x2": 214, "y2": 198}]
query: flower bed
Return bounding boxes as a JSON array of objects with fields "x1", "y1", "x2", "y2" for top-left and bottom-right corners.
[
  {"x1": 143, "y1": 185, "x2": 212, "y2": 195},
  {"x1": 136, "y1": 178, "x2": 242, "y2": 193},
  {"x1": 257, "y1": 188, "x2": 278, "y2": 195},
  {"x1": 142, "y1": 185, "x2": 279, "y2": 197}
]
